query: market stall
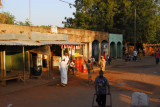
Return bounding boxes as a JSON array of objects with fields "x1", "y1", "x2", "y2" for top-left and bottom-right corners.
[
  {"x1": 0, "y1": 41, "x2": 43, "y2": 86},
  {"x1": 40, "y1": 41, "x2": 85, "y2": 73}
]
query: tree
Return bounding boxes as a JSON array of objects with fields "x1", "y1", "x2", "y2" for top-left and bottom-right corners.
[
  {"x1": 40, "y1": 25, "x2": 52, "y2": 27},
  {"x1": 0, "y1": 0, "x2": 2, "y2": 7},
  {"x1": 0, "y1": 12, "x2": 16, "y2": 24},
  {"x1": 63, "y1": 0, "x2": 160, "y2": 43},
  {"x1": 17, "y1": 19, "x2": 32, "y2": 26}
]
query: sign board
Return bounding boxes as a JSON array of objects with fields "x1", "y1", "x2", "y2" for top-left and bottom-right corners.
[
  {"x1": 37, "y1": 54, "x2": 42, "y2": 66},
  {"x1": 51, "y1": 26, "x2": 58, "y2": 34},
  {"x1": 53, "y1": 56, "x2": 61, "y2": 66}
]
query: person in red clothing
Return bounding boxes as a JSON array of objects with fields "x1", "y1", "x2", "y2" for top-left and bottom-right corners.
[
  {"x1": 155, "y1": 50, "x2": 160, "y2": 64},
  {"x1": 103, "y1": 52, "x2": 106, "y2": 60}
]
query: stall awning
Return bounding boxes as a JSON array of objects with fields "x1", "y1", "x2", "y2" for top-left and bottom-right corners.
[
  {"x1": 40, "y1": 41, "x2": 84, "y2": 45},
  {"x1": 0, "y1": 41, "x2": 43, "y2": 46}
]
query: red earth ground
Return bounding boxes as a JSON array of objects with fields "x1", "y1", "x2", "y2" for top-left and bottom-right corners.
[{"x1": 0, "y1": 56, "x2": 160, "y2": 107}]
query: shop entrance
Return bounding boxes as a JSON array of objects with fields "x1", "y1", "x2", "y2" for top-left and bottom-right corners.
[
  {"x1": 101, "y1": 40, "x2": 108, "y2": 56},
  {"x1": 92, "y1": 40, "x2": 99, "y2": 61},
  {"x1": 117, "y1": 42, "x2": 122, "y2": 58},
  {"x1": 110, "y1": 42, "x2": 116, "y2": 58}
]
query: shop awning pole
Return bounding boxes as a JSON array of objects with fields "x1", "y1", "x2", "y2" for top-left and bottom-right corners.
[
  {"x1": 71, "y1": 48, "x2": 72, "y2": 58},
  {"x1": 61, "y1": 46, "x2": 64, "y2": 58},
  {"x1": 1, "y1": 51, "x2": 3, "y2": 78},
  {"x1": 1, "y1": 50, "x2": 6, "y2": 86},
  {"x1": 48, "y1": 45, "x2": 51, "y2": 79},
  {"x1": 3, "y1": 50, "x2": 6, "y2": 79},
  {"x1": 28, "y1": 51, "x2": 31, "y2": 78},
  {"x1": 23, "y1": 46, "x2": 25, "y2": 83},
  {"x1": 49, "y1": 46, "x2": 52, "y2": 78}
]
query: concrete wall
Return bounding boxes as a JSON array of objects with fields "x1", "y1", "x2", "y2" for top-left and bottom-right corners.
[
  {"x1": 57, "y1": 27, "x2": 109, "y2": 59},
  {"x1": 58, "y1": 27, "x2": 109, "y2": 43},
  {"x1": 0, "y1": 24, "x2": 109, "y2": 43},
  {"x1": 0, "y1": 24, "x2": 51, "y2": 34},
  {"x1": 0, "y1": 24, "x2": 110, "y2": 60}
]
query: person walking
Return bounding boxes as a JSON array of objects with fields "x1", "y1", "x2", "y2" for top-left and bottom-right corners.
[
  {"x1": 103, "y1": 52, "x2": 106, "y2": 61},
  {"x1": 155, "y1": 50, "x2": 159, "y2": 64},
  {"x1": 99, "y1": 56, "x2": 106, "y2": 71},
  {"x1": 139, "y1": 49, "x2": 143, "y2": 60},
  {"x1": 95, "y1": 70, "x2": 110, "y2": 106},
  {"x1": 59, "y1": 58, "x2": 68, "y2": 87},
  {"x1": 87, "y1": 59, "x2": 93, "y2": 84},
  {"x1": 106, "y1": 55, "x2": 111, "y2": 65},
  {"x1": 133, "y1": 49, "x2": 138, "y2": 61}
]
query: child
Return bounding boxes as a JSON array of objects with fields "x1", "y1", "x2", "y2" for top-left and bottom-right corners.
[{"x1": 69, "y1": 59, "x2": 77, "y2": 75}]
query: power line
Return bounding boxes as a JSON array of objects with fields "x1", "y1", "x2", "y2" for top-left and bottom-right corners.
[{"x1": 58, "y1": 0, "x2": 75, "y2": 8}]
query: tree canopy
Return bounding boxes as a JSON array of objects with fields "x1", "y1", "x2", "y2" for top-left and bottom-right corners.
[
  {"x1": 0, "y1": 12, "x2": 32, "y2": 26},
  {"x1": 63, "y1": 0, "x2": 160, "y2": 43},
  {"x1": 0, "y1": 12, "x2": 16, "y2": 24}
]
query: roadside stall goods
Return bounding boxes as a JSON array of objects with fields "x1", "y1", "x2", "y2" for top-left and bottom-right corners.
[{"x1": 74, "y1": 55, "x2": 88, "y2": 73}]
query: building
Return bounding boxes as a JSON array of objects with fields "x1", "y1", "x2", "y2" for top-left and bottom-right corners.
[{"x1": 0, "y1": 24, "x2": 123, "y2": 86}]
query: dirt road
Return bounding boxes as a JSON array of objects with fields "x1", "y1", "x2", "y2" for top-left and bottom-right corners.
[{"x1": 0, "y1": 56, "x2": 160, "y2": 107}]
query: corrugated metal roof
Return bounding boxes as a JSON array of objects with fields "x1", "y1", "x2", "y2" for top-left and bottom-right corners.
[
  {"x1": 0, "y1": 41, "x2": 43, "y2": 46},
  {"x1": 40, "y1": 41, "x2": 84, "y2": 45}
]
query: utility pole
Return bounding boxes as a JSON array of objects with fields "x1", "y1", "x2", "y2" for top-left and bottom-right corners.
[
  {"x1": 134, "y1": 9, "x2": 137, "y2": 49},
  {"x1": 29, "y1": 0, "x2": 31, "y2": 39}
]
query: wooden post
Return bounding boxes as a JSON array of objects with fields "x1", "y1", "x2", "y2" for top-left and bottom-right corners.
[
  {"x1": 3, "y1": 51, "x2": 6, "y2": 78},
  {"x1": 134, "y1": 9, "x2": 137, "y2": 49},
  {"x1": 1, "y1": 50, "x2": 6, "y2": 86},
  {"x1": 1, "y1": 51, "x2": 3, "y2": 78},
  {"x1": 71, "y1": 48, "x2": 72, "y2": 58},
  {"x1": 28, "y1": 51, "x2": 31, "y2": 77},
  {"x1": 48, "y1": 46, "x2": 51, "y2": 79},
  {"x1": 23, "y1": 46, "x2": 25, "y2": 83},
  {"x1": 50, "y1": 47, "x2": 52, "y2": 78},
  {"x1": 61, "y1": 47, "x2": 64, "y2": 58}
]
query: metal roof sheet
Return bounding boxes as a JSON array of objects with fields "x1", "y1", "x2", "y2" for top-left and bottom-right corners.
[
  {"x1": 0, "y1": 41, "x2": 43, "y2": 46},
  {"x1": 40, "y1": 41, "x2": 84, "y2": 45}
]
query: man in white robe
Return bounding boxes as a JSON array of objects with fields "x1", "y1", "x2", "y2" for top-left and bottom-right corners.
[
  {"x1": 62, "y1": 51, "x2": 69, "y2": 65},
  {"x1": 59, "y1": 58, "x2": 68, "y2": 86},
  {"x1": 62, "y1": 51, "x2": 69, "y2": 74}
]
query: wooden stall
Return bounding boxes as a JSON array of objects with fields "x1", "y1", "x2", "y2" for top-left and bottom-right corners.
[{"x1": 0, "y1": 41, "x2": 42, "y2": 86}]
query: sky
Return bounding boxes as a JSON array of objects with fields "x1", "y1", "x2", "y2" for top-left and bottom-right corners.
[{"x1": 0, "y1": 0, "x2": 75, "y2": 27}]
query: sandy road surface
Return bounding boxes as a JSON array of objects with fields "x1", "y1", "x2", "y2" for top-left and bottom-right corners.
[{"x1": 0, "y1": 56, "x2": 160, "y2": 107}]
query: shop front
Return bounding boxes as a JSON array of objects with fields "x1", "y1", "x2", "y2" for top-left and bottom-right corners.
[
  {"x1": 0, "y1": 41, "x2": 43, "y2": 86},
  {"x1": 40, "y1": 41, "x2": 86, "y2": 73}
]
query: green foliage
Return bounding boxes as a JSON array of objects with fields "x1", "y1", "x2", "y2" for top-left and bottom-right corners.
[
  {"x1": 63, "y1": 0, "x2": 160, "y2": 43},
  {"x1": 40, "y1": 25, "x2": 52, "y2": 27},
  {"x1": 0, "y1": 12, "x2": 16, "y2": 24},
  {"x1": 0, "y1": 12, "x2": 32, "y2": 26},
  {"x1": 17, "y1": 19, "x2": 32, "y2": 26}
]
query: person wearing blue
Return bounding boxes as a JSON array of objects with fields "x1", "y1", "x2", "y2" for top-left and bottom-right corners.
[{"x1": 95, "y1": 70, "x2": 110, "y2": 106}]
